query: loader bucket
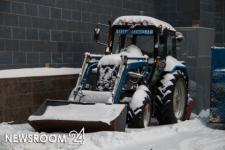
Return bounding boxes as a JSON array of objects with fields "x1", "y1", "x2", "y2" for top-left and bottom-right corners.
[{"x1": 28, "y1": 100, "x2": 127, "y2": 133}]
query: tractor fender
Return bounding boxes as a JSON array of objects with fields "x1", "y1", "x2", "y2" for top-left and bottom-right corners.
[{"x1": 164, "y1": 56, "x2": 188, "y2": 77}]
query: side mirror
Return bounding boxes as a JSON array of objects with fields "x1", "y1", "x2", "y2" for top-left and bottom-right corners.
[
  {"x1": 176, "y1": 32, "x2": 184, "y2": 42},
  {"x1": 94, "y1": 25, "x2": 100, "y2": 42}
]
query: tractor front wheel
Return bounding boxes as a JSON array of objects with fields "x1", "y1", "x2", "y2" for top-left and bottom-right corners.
[{"x1": 128, "y1": 85, "x2": 152, "y2": 128}]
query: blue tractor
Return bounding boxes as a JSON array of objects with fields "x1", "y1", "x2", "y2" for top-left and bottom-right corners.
[{"x1": 29, "y1": 16, "x2": 191, "y2": 132}]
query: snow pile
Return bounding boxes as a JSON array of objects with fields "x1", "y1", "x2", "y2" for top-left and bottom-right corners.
[
  {"x1": 69, "y1": 90, "x2": 112, "y2": 104},
  {"x1": 198, "y1": 109, "x2": 209, "y2": 118},
  {"x1": 98, "y1": 45, "x2": 144, "y2": 66},
  {"x1": 0, "y1": 67, "x2": 81, "y2": 79},
  {"x1": 28, "y1": 103, "x2": 125, "y2": 125},
  {"x1": 113, "y1": 15, "x2": 176, "y2": 31},
  {"x1": 97, "y1": 54, "x2": 122, "y2": 66},
  {"x1": 1, "y1": 109, "x2": 225, "y2": 150},
  {"x1": 120, "y1": 45, "x2": 143, "y2": 57}
]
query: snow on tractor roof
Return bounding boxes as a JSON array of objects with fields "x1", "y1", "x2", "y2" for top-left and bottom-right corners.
[{"x1": 113, "y1": 16, "x2": 176, "y2": 31}]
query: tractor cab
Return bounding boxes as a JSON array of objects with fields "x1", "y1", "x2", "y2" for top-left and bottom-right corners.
[{"x1": 94, "y1": 16, "x2": 182, "y2": 59}]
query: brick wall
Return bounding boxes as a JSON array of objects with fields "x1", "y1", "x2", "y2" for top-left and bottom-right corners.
[
  {"x1": 0, "y1": 0, "x2": 155, "y2": 69},
  {"x1": 0, "y1": 75, "x2": 77, "y2": 122},
  {"x1": 0, "y1": 0, "x2": 224, "y2": 69}
]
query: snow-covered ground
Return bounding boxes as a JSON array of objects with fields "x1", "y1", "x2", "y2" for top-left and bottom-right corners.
[
  {"x1": 0, "y1": 67, "x2": 81, "y2": 79},
  {"x1": 0, "y1": 110, "x2": 225, "y2": 150}
]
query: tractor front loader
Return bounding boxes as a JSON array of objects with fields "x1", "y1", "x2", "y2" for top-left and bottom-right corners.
[{"x1": 28, "y1": 16, "x2": 193, "y2": 133}]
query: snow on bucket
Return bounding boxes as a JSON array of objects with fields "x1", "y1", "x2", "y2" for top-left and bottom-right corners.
[{"x1": 28, "y1": 100, "x2": 127, "y2": 132}]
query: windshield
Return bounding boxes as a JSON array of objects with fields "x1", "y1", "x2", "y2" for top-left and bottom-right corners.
[{"x1": 112, "y1": 27, "x2": 154, "y2": 56}]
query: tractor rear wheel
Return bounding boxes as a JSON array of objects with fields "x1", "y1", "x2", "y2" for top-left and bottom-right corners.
[{"x1": 156, "y1": 71, "x2": 187, "y2": 125}]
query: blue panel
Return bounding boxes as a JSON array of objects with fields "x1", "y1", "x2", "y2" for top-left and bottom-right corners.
[
  {"x1": 210, "y1": 47, "x2": 225, "y2": 123},
  {"x1": 211, "y1": 47, "x2": 225, "y2": 70}
]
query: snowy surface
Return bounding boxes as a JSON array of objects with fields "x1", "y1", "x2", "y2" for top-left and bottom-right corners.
[
  {"x1": 1, "y1": 109, "x2": 225, "y2": 150},
  {"x1": 0, "y1": 68, "x2": 81, "y2": 79},
  {"x1": 164, "y1": 56, "x2": 185, "y2": 72},
  {"x1": 113, "y1": 15, "x2": 176, "y2": 31},
  {"x1": 120, "y1": 45, "x2": 143, "y2": 57},
  {"x1": 68, "y1": 90, "x2": 112, "y2": 104},
  {"x1": 28, "y1": 103, "x2": 125, "y2": 125},
  {"x1": 98, "y1": 54, "x2": 122, "y2": 66},
  {"x1": 214, "y1": 69, "x2": 225, "y2": 72}
]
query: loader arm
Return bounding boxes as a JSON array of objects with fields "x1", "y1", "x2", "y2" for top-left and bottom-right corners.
[
  {"x1": 73, "y1": 53, "x2": 102, "y2": 98},
  {"x1": 112, "y1": 55, "x2": 149, "y2": 103}
]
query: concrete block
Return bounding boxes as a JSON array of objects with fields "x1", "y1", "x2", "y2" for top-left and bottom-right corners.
[
  {"x1": 62, "y1": 31, "x2": 72, "y2": 42},
  {"x1": 0, "y1": 39, "x2": 5, "y2": 50},
  {"x1": 40, "y1": 52, "x2": 51, "y2": 64},
  {"x1": 51, "y1": 30, "x2": 62, "y2": 41},
  {"x1": 72, "y1": 10, "x2": 81, "y2": 21},
  {"x1": 12, "y1": 27, "x2": 26, "y2": 40},
  {"x1": 52, "y1": 52, "x2": 62, "y2": 64},
  {"x1": 51, "y1": 8, "x2": 62, "y2": 19},
  {"x1": 0, "y1": 51, "x2": 12, "y2": 64},
  {"x1": 72, "y1": 32, "x2": 82, "y2": 42},
  {"x1": 5, "y1": 40, "x2": 19, "y2": 51},
  {"x1": 62, "y1": 9, "x2": 72, "y2": 20},
  {"x1": 25, "y1": 3, "x2": 38, "y2": 16},
  {"x1": 3, "y1": 13, "x2": 19, "y2": 26},
  {"x1": 63, "y1": 53, "x2": 73, "y2": 64},
  {"x1": 26, "y1": 28, "x2": 38, "y2": 40},
  {"x1": 27, "y1": 52, "x2": 39, "y2": 64},
  {"x1": 19, "y1": 40, "x2": 33, "y2": 51},
  {"x1": 0, "y1": 1, "x2": 11, "y2": 13},
  {"x1": 12, "y1": 2, "x2": 25, "y2": 15},
  {"x1": 0, "y1": 26, "x2": 11, "y2": 39},
  {"x1": 13, "y1": 52, "x2": 26, "y2": 65},
  {"x1": 32, "y1": 0, "x2": 55, "y2": 6},
  {"x1": 19, "y1": 16, "x2": 32, "y2": 27},
  {"x1": 38, "y1": 5, "x2": 50, "y2": 18},
  {"x1": 39, "y1": 29, "x2": 50, "y2": 41}
]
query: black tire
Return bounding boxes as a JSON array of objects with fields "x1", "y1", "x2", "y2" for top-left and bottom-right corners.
[
  {"x1": 128, "y1": 90, "x2": 152, "y2": 128},
  {"x1": 156, "y1": 71, "x2": 188, "y2": 125}
]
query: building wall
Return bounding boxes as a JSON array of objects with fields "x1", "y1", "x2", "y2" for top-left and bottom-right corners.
[
  {"x1": 154, "y1": 0, "x2": 193, "y2": 27},
  {"x1": 0, "y1": 0, "x2": 155, "y2": 69},
  {"x1": 200, "y1": 0, "x2": 215, "y2": 28},
  {"x1": 198, "y1": 0, "x2": 225, "y2": 47},
  {"x1": 155, "y1": 0, "x2": 224, "y2": 47},
  {"x1": 0, "y1": 0, "x2": 224, "y2": 69},
  {"x1": 215, "y1": 0, "x2": 225, "y2": 46}
]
